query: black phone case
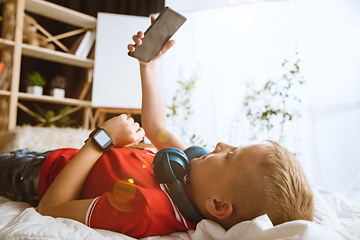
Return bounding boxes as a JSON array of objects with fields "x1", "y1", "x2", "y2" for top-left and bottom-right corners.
[{"x1": 128, "y1": 7, "x2": 187, "y2": 63}]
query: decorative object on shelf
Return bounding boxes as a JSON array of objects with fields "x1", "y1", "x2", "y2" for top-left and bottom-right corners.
[
  {"x1": 33, "y1": 104, "x2": 77, "y2": 127},
  {"x1": 74, "y1": 30, "x2": 96, "y2": 58},
  {"x1": 0, "y1": 62, "x2": 8, "y2": 90},
  {"x1": 50, "y1": 75, "x2": 67, "y2": 98},
  {"x1": 244, "y1": 53, "x2": 305, "y2": 144},
  {"x1": 22, "y1": 14, "x2": 55, "y2": 50},
  {"x1": 24, "y1": 71, "x2": 46, "y2": 96}
]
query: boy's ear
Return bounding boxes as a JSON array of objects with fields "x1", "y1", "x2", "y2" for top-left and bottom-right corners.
[{"x1": 205, "y1": 198, "x2": 233, "y2": 220}]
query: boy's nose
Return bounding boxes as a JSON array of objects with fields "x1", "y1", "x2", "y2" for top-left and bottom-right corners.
[{"x1": 215, "y1": 142, "x2": 234, "y2": 152}]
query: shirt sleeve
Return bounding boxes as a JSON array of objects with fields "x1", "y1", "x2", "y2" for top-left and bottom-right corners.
[
  {"x1": 85, "y1": 196, "x2": 101, "y2": 226},
  {"x1": 39, "y1": 148, "x2": 79, "y2": 199}
]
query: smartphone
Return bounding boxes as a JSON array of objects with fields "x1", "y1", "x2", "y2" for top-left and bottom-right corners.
[{"x1": 128, "y1": 7, "x2": 187, "y2": 63}]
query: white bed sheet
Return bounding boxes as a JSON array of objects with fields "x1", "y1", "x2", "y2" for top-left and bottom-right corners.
[{"x1": 0, "y1": 186, "x2": 359, "y2": 240}]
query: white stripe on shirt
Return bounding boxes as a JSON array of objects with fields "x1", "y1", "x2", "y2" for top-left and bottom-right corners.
[
  {"x1": 159, "y1": 183, "x2": 190, "y2": 229},
  {"x1": 85, "y1": 196, "x2": 101, "y2": 226}
]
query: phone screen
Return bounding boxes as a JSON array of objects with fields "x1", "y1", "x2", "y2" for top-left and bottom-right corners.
[{"x1": 128, "y1": 7, "x2": 186, "y2": 63}]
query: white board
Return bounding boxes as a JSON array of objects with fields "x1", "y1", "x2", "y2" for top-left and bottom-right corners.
[{"x1": 92, "y1": 13, "x2": 149, "y2": 109}]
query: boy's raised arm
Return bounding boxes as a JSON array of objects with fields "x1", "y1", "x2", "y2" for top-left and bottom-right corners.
[
  {"x1": 128, "y1": 19, "x2": 186, "y2": 151},
  {"x1": 139, "y1": 61, "x2": 186, "y2": 151}
]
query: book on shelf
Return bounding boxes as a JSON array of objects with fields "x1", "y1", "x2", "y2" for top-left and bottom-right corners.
[
  {"x1": 75, "y1": 30, "x2": 96, "y2": 58},
  {"x1": 0, "y1": 62, "x2": 8, "y2": 90},
  {"x1": 69, "y1": 32, "x2": 86, "y2": 54}
]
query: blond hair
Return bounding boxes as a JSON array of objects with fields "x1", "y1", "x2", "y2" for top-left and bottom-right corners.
[{"x1": 231, "y1": 140, "x2": 314, "y2": 226}]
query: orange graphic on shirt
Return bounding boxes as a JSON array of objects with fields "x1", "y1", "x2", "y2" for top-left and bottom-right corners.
[{"x1": 107, "y1": 179, "x2": 136, "y2": 212}]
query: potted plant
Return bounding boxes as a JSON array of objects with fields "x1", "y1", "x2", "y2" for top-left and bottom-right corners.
[
  {"x1": 24, "y1": 71, "x2": 46, "y2": 96},
  {"x1": 33, "y1": 103, "x2": 77, "y2": 127},
  {"x1": 50, "y1": 75, "x2": 66, "y2": 98}
]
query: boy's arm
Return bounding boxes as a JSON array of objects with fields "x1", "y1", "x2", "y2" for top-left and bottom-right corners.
[
  {"x1": 140, "y1": 62, "x2": 186, "y2": 151},
  {"x1": 37, "y1": 114, "x2": 145, "y2": 223},
  {"x1": 128, "y1": 19, "x2": 187, "y2": 151},
  {"x1": 36, "y1": 141, "x2": 101, "y2": 222}
]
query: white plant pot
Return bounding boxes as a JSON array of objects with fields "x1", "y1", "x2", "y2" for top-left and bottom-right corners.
[
  {"x1": 50, "y1": 88, "x2": 65, "y2": 98},
  {"x1": 26, "y1": 86, "x2": 43, "y2": 96}
]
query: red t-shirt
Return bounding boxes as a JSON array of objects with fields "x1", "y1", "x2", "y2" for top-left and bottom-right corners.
[{"x1": 39, "y1": 148, "x2": 197, "y2": 238}]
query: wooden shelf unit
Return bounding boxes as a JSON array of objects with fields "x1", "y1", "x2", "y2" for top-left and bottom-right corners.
[
  {"x1": 0, "y1": 0, "x2": 150, "y2": 149},
  {"x1": 0, "y1": 0, "x2": 97, "y2": 133}
]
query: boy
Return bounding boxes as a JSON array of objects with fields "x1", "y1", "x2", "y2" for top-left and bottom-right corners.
[
  {"x1": 127, "y1": 21, "x2": 314, "y2": 229},
  {"x1": 0, "y1": 18, "x2": 314, "y2": 238}
]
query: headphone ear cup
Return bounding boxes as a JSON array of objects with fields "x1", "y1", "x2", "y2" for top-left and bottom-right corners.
[
  {"x1": 153, "y1": 147, "x2": 189, "y2": 183},
  {"x1": 184, "y1": 146, "x2": 209, "y2": 161}
]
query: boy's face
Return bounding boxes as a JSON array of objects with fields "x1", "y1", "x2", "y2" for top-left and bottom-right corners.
[{"x1": 184, "y1": 142, "x2": 264, "y2": 215}]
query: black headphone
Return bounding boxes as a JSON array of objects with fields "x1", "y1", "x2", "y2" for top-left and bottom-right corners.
[{"x1": 153, "y1": 146, "x2": 208, "y2": 223}]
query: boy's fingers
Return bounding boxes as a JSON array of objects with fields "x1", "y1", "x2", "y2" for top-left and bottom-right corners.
[
  {"x1": 137, "y1": 31, "x2": 144, "y2": 38},
  {"x1": 127, "y1": 44, "x2": 135, "y2": 52},
  {"x1": 131, "y1": 122, "x2": 139, "y2": 132},
  {"x1": 124, "y1": 127, "x2": 145, "y2": 147},
  {"x1": 128, "y1": 32, "x2": 144, "y2": 52},
  {"x1": 150, "y1": 15, "x2": 156, "y2": 24},
  {"x1": 135, "y1": 127, "x2": 145, "y2": 137},
  {"x1": 119, "y1": 114, "x2": 128, "y2": 120},
  {"x1": 132, "y1": 35, "x2": 142, "y2": 45},
  {"x1": 127, "y1": 117, "x2": 135, "y2": 125}
]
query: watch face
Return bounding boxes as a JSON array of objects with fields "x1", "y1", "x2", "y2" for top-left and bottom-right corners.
[{"x1": 94, "y1": 130, "x2": 112, "y2": 147}]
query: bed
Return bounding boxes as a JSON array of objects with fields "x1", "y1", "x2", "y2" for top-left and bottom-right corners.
[
  {"x1": 0, "y1": 185, "x2": 359, "y2": 240},
  {"x1": 1, "y1": 126, "x2": 360, "y2": 239}
]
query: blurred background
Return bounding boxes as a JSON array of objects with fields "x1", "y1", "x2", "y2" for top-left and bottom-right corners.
[{"x1": 160, "y1": 0, "x2": 360, "y2": 202}]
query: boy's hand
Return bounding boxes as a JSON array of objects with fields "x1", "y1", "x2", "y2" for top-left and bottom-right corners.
[
  {"x1": 127, "y1": 15, "x2": 176, "y2": 65},
  {"x1": 100, "y1": 114, "x2": 145, "y2": 148}
]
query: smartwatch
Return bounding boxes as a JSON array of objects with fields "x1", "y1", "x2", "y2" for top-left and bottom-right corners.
[{"x1": 87, "y1": 127, "x2": 113, "y2": 152}]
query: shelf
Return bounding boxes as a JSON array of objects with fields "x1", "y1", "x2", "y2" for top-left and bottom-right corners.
[
  {"x1": 97, "y1": 107, "x2": 142, "y2": 115},
  {"x1": 0, "y1": 38, "x2": 14, "y2": 50},
  {"x1": 1, "y1": 90, "x2": 91, "y2": 106},
  {"x1": 0, "y1": 90, "x2": 10, "y2": 96},
  {"x1": 22, "y1": 43, "x2": 94, "y2": 68},
  {"x1": 25, "y1": 0, "x2": 97, "y2": 29},
  {"x1": 18, "y1": 92, "x2": 92, "y2": 106},
  {"x1": 0, "y1": 38, "x2": 94, "y2": 68}
]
